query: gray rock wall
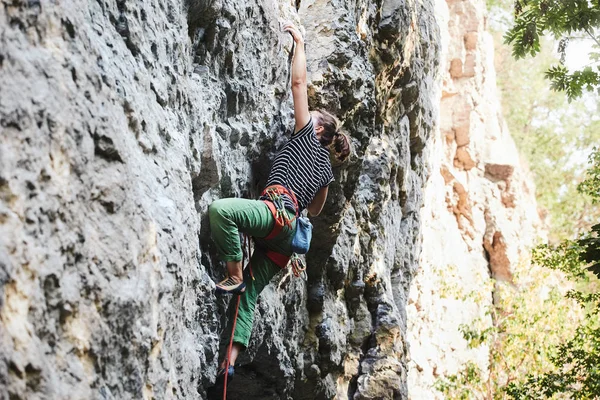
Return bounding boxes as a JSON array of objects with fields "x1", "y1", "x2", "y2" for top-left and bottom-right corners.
[{"x1": 0, "y1": 0, "x2": 439, "y2": 399}]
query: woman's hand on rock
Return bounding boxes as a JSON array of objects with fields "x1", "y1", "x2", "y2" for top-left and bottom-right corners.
[{"x1": 283, "y1": 22, "x2": 304, "y2": 45}]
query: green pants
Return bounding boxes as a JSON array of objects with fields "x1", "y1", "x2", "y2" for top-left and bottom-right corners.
[{"x1": 208, "y1": 198, "x2": 296, "y2": 347}]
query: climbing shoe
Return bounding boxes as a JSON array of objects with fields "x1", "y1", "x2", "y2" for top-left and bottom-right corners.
[
  {"x1": 215, "y1": 365, "x2": 235, "y2": 387},
  {"x1": 215, "y1": 277, "x2": 246, "y2": 294},
  {"x1": 207, "y1": 365, "x2": 234, "y2": 398}
]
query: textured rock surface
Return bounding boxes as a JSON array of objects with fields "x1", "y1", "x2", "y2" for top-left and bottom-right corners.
[
  {"x1": 1, "y1": 0, "x2": 440, "y2": 399},
  {"x1": 406, "y1": 0, "x2": 544, "y2": 398}
]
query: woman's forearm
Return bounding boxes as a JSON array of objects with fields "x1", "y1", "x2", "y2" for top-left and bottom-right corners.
[
  {"x1": 291, "y1": 43, "x2": 307, "y2": 87},
  {"x1": 307, "y1": 186, "x2": 328, "y2": 216},
  {"x1": 284, "y1": 22, "x2": 310, "y2": 130}
]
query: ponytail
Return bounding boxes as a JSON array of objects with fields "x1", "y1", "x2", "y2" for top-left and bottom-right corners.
[
  {"x1": 314, "y1": 109, "x2": 351, "y2": 164},
  {"x1": 332, "y1": 130, "x2": 350, "y2": 163}
]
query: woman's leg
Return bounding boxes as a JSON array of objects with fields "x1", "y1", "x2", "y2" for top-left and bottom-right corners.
[
  {"x1": 213, "y1": 203, "x2": 295, "y2": 369},
  {"x1": 208, "y1": 198, "x2": 273, "y2": 285},
  {"x1": 230, "y1": 249, "x2": 281, "y2": 352}
]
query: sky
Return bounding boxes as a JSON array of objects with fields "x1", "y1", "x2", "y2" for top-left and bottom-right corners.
[{"x1": 565, "y1": 38, "x2": 595, "y2": 71}]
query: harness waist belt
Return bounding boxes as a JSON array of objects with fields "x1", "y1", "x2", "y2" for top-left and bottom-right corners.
[
  {"x1": 264, "y1": 250, "x2": 290, "y2": 268},
  {"x1": 261, "y1": 185, "x2": 298, "y2": 241},
  {"x1": 260, "y1": 184, "x2": 298, "y2": 267}
]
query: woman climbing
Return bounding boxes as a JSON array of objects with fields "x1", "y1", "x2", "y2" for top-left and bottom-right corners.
[{"x1": 208, "y1": 22, "x2": 351, "y2": 390}]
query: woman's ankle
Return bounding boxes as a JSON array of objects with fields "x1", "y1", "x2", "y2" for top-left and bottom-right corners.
[
  {"x1": 220, "y1": 342, "x2": 243, "y2": 369},
  {"x1": 225, "y1": 261, "x2": 243, "y2": 283}
]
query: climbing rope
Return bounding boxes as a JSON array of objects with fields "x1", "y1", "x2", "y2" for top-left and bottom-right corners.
[
  {"x1": 221, "y1": 216, "x2": 305, "y2": 398},
  {"x1": 222, "y1": 294, "x2": 240, "y2": 400},
  {"x1": 222, "y1": 233, "x2": 253, "y2": 399}
]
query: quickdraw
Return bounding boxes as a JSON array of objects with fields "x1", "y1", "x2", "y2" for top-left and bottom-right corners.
[
  {"x1": 243, "y1": 234, "x2": 254, "y2": 281},
  {"x1": 263, "y1": 187, "x2": 294, "y2": 229},
  {"x1": 290, "y1": 253, "x2": 307, "y2": 279}
]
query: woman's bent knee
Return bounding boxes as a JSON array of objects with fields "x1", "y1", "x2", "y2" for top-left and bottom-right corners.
[{"x1": 208, "y1": 199, "x2": 228, "y2": 222}]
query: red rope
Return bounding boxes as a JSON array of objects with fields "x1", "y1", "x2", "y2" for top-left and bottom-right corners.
[
  {"x1": 223, "y1": 294, "x2": 240, "y2": 400},
  {"x1": 222, "y1": 233, "x2": 253, "y2": 399}
]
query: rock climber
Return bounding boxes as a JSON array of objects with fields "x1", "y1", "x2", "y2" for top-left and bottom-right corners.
[{"x1": 207, "y1": 22, "x2": 351, "y2": 389}]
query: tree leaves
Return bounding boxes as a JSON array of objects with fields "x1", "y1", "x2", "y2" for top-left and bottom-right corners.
[
  {"x1": 579, "y1": 149, "x2": 600, "y2": 202},
  {"x1": 579, "y1": 224, "x2": 600, "y2": 279},
  {"x1": 507, "y1": 322, "x2": 600, "y2": 398},
  {"x1": 506, "y1": 150, "x2": 600, "y2": 398},
  {"x1": 504, "y1": 0, "x2": 600, "y2": 99},
  {"x1": 577, "y1": 152, "x2": 600, "y2": 279},
  {"x1": 544, "y1": 65, "x2": 600, "y2": 101}
]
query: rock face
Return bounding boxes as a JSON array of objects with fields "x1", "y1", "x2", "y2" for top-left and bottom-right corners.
[
  {"x1": 0, "y1": 0, "x2": 441, "y2": 399},
  {"x1": 0, "y1": 0, "x2": 543, "y2": 398},
  {"x1": 406, "y1": 0, "x2": 543, "y2": 398}
]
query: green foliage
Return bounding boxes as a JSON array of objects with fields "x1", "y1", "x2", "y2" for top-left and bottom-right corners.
[
  {"x1": 580, "y1": 223, "x2": 600, "y2": 279},
  {"x1": 579, "y1": 149, "x2": 600, "y2": 202},
  {"x1": 460, "y1": 323, "x2": 494, "y2": 349},
  {"x1": 506, "y1": 319, "x2": 600, "y2": 399},
  {"x1": 504, "y1": 0, "x2": 600, "y2": 100},
  {"x1": 493, "y1": 32, "x2": 600, "y2": 242},
  {"x1": 545, "y1": 64, "x2": 600, "y2": 100},
  {"x1": 435, "y1": 267, "x2": 581, "y2": 399},
  {"x1": 505, "y1": 150, "x2": 600, "y2": 398},
  {"x1": 577, "y1": 151, "x2": 600, "y2": 279},
  {"x1": 435, "y1": 361, "x2": 484, "y2": 400},
  {"x1": 532, "y1": 241, "x2": 587, "y2": 281},
  {"x1": 486, "y1": 0, "x2": 514, "y2": 10}
]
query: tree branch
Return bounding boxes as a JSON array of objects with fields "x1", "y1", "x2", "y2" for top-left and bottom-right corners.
[{"x1": 583, "y1": 27, "x2": 600, "y2": 49}]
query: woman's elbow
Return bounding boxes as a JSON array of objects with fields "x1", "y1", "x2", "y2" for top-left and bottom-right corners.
[
  {"x1": 307, "y1": 203, "x2": 323, "y2": 217},
  {"x1": 307, "y1": 208, "x2": 320, "y2": 217},
  {"x1": 292, "y1": 79, "x2": 306, "y2": 89}
]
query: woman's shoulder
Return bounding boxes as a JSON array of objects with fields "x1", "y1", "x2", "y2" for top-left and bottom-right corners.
[{"x1": 291, "y1": 117, "x2": 316, "y2": 140}]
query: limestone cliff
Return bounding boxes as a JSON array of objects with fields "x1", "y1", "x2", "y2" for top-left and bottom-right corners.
[{"x1": 407, "y1": 0, "x2": 544, "y2": 398}]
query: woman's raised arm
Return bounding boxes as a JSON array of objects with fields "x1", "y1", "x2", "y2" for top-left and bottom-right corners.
[{"x1": 283, "y1": 23, "x2": 310, "y2": 133}]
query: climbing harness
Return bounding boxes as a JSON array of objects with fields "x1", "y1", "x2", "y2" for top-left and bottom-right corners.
[
  {"x1": 261, "y1": 184, "x2": 298, "y2": 240},
  {"x1": 259, "y1": 184, "x2": 311, "y2": 275},
  {"x1": 260, "y1": 185, "x2": 299, "y2": 268}
]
